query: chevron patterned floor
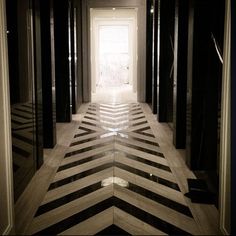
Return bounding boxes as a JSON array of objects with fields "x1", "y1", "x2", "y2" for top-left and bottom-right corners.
[{"x1": 26, "y1": 103, "x2": 201, "y2": 235}]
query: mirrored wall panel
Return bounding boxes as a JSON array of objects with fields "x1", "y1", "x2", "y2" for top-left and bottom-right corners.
[{"x1": 6, "y1": 0, "x2": 38, "y2": 201}]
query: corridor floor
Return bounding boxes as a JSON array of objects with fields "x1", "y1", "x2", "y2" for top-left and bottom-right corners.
[{"x1": 15, "y1": 103, "x2": 220, "y2": 235}]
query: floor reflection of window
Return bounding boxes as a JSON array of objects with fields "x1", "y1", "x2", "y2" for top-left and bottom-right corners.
[{"x1": 98, "y1": 25, "x2": 129, "y2": 87}]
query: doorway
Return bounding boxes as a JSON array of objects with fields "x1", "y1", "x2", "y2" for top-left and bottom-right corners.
[{"x1": 90, "y1": 9, "x2": 137, "y2": 103}]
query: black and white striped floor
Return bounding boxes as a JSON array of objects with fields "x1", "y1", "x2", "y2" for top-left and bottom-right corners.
[{"x1": 27, "y1": 103, "x2": 200, "y2": 235}]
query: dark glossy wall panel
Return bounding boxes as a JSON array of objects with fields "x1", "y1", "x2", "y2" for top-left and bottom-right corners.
[
  {"x1": 6, "y1": 0, "x2": 43, "y2": 201},
  {"x1": 173, "y1": 0, "x2": 188, "y2": 148},
  {"x1": 74, "y1": 0, "x2": 83, "y2": 110},
  {"x1": 70, "y1": 1, "x2": 76, "y2": 114},
  {"x1": 186, "y1": 0, "x2": 225, "y2": 204},
  {"x1": 186, "y1": 0, "x2": 224, "y2": 171},
  {"x1": 146, "y1": 0, "x2": 153, "y2": 104},
  {"x1": 6, "y1": 0, "x2": 20, "y2": 104},
  {"x1": 33, "y1": 0, "x2": 44, "y2": 168},
  {"x1": 54, "y1": 0, "x2": 71, "y2": 122},
  {"x1": 157, "y1": 0, "x2": 175, "y2": 122},
  {"x1": 151, "y1": 0, "x2": 158, "y2": 114},
  {"x1": 40, "y1": 0, "x2": 57, "y2": 148}
]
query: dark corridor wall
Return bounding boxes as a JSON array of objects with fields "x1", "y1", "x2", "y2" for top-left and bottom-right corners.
[
  {"x1": 157, "y1": 0, "x2": 175, "y2": 122},
  {"x1": 146, "y1": 0, "x2": 153, "y2": 105},
  {"x1": 40, "y1": 0, "x2": 57, "y2": 148},
  {"x1": 186, "y1": 0, "x2": 225, "y2": 204}
]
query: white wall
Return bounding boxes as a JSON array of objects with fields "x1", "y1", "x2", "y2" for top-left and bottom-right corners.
[
  {"x1": 0, "y1": 0, "x2": 15, "y2": 234},
  {"x1": 219, "y1": 0, "x2": 231, "y2": 234}
]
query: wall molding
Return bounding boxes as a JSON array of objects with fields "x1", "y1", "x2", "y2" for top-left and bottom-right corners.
[
  {"x1": 0, "y1": 0, "x2": 15, "y2": 234},
  {"x1": 219, "y1": 0, "x2": 231, "y2": 234}
]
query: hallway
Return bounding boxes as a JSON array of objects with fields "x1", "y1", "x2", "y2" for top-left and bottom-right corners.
[
  {"x1": 0, "y1": 0, "x2": 232, "y2": 235},
  {"x1": 15, "y1": 102, "x2": 219, "y2": 235}
]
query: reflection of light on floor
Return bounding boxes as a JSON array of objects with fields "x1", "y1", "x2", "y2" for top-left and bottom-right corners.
[
  {"x1": 101, "y1": 177, "x2": 129, "y2": 187},
  {"x1": 92, "y1": 84, "x2": 137, "y2": 104},
  {"x1": 101, "y1": 126, "x2": 129, "y2": 132}
]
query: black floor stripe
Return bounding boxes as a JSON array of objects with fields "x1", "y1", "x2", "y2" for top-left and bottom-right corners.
[
  {"x1": 126, "y1": 182, "x2": 193, "y2": 218},
  {"x1": 130, "y1": 115, "x2": 145, "y2": 121},
  {"x1": 86, "y1": 111, "x2": 97, "y2": 116},
  {"x1": 96, "y1": 224, "x2": 130, "y2": 235},
  {"x1": 35, "y1": 181, "x2": 103, "y2": 217},
  {"x1": 115, "y1": 162, "x2": 180, "y2": 191},
  {"x1": 134, "y1": 130, "x2": 155, "y2": 138},
  {"x1": 78, "y1": 126, "x2": 96, "y2": 132},
  {"x1": 74, "y1": 131, "x2": 93, "y2": 138},
  {"x1": 65, "y1": 141, "x2": 113, "y2": 158},
  {"x1": 57, "y1": 152, "x2": 111, "y2": 172},
  {"x1": 113, "y1": 197, "x2": 192, "y2": 235},
  {"x1": 131, "y1": 111, "x2": 143, "y2": 116},
  {"x1": 48, "y1": 162, "x2": 113, "y2": 190},
  {"x1": 118, "y1": 151, "x2": 171, "y2": 172},
  {"x1": 132, "y1": 121, "x2": 148, "y2": 126},
  {"x1": 49, "y1": 161, "x2": 180, "y2": 192},
  {"x1": 131, "y1": 108, "x2": 142, "y2": 112},
  {"x1": 82, "y1": 121, "x2": 97, "y2": 127},
  {"x1": 88, "y1": 107, "x2": 97, "y2": 112},
  {"x1": 70, "y1": 137, "x2": 98, "y2": 146},
  {"x1": 38, "y1": 177, "x2": 191, "y2": 219},
  {"x1": 33, "y1": 196, "x2": 191, "y2": 235},
  {"x1": 133, "y1": 127, "x2": 156, "y2": 138},
  {"x1": 116, "y1": 139, "x2": 164, "y2": 158},
  {"x1": 33, "y1": 197, "x2": 112, "y2": 235},
  {"x1": 118, "y1": 133, "x2": 159, "y2": 147}
]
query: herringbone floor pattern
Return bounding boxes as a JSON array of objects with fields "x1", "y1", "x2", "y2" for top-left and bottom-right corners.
[{"x1": 27, "y1": 103, "x2": 201, "y2": 235}]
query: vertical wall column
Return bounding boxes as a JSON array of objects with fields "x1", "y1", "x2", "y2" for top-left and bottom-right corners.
[
  {"x1": 145, "y1": 0, "x2": 153, "y2": 105},
  {"x1": 157, "y1": 0, "x2": 175, "y2": 122},
  {"x1": 186, "y1": 0, "x2": 224, "y2": 171},
  {"x1": 54, "y1": 0, "x2": 71, "y2": 122},
  {"x1": 186, "y1": 0, "x2": 225, "y2": 208},
  {"x1": 151, "y1": 0, "x2": 158, "y2": 114},
  {"x1": 75, "y1": 0, "x2": 83, "y2": 109},
  {"x1": 40, "y1": 0, "x2": 56, "y2": 148},
  {"x1": 173, "y1": 0, "x2": 188, "y2": 148},
  {"x1": 69, "y1": 1, "x2": 77, "y2": 114},
  {"x1": 32, "y1": 0, "x2": 44, "y2": 168}
]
